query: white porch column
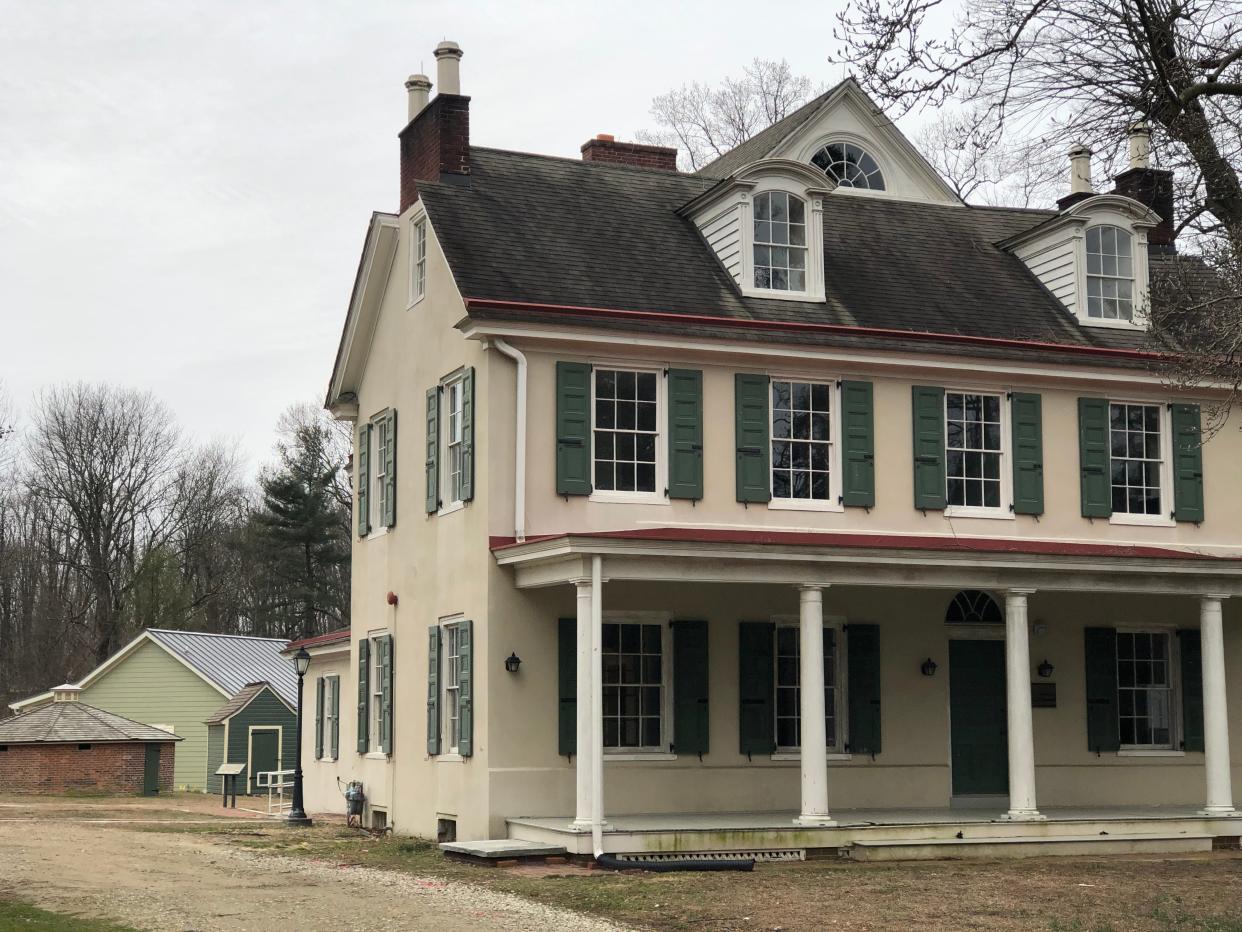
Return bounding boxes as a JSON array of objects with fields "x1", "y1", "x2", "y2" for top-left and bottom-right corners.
[
  {"x1": 571, "y1": 578, "x2": 593, "y2": 828},
  {"x1": 1200, "y1": 594, "x2": 1238, "y2": 817},
  {"x1": 1002, "y1": 589, "x2": 1043, "y2": 821},
  {"x1": 590, "y1": 555, "x2": 606, "y2": 854},
  {"x1": 796, "y1": 585, "x2": 835, "y2": 826}
]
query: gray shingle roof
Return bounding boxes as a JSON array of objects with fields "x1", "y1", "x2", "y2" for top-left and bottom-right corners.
[
  {"x1": 147, "y1": 630, "x2": 297, "y2": 707},
  {"x1": 419, "y1": 147, "x2": 1157, "y2": 355},
  {"x1": 0, "y1": 701, "x2": 182, "y2": 744},
  {"x1": 204, "y1": 682, "x2": 290, "y2": 725},
  {"x1": 695, "y1": 87, "x2": 838, "y2": 179}
]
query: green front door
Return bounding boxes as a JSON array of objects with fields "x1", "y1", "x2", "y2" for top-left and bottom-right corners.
[
  {"x1": 949, "y1": 639, "x2": 1008, "y2": 796},
  {"x1": 248, "y1": 729, "x2": 280, "y2": 795},
  {"x1": 142, "y1": 744, "x2": 161, "y2": 796}
]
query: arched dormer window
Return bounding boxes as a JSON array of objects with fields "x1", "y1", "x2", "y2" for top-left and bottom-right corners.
[
  {"x1": 811, "y1": 142, "x2": 886, "y2": 190},
  {"x1": 753, "y1": 191, "x2": 807, "y2": 291},
  {"x1": 1085, "y1": 225, "x2": 1134, "y2": 321},
  {"x1": 945, "y1": 590, "x2": 1003, "y2": 624}
]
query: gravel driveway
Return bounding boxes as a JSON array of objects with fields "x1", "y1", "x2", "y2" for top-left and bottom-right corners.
[{"x1": 0, "y1": 820, "x2": 628, "y2": 931}]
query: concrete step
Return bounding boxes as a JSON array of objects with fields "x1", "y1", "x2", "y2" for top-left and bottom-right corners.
[
  {"x1": 440, "y1": 838, "x2": 569, "y2": 866},
  {"x1": 846, "y1": 832, "x2": 1215, "y2": 862}
]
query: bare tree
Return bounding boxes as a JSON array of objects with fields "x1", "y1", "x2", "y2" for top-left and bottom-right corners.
[{"x1": 638, "y1": 59, "x2": 821, "y2": 170}]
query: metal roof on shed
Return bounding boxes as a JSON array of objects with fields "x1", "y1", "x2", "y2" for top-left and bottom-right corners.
[{"x1": 146, "y1": 630, "x2": 297, "y2": 707}]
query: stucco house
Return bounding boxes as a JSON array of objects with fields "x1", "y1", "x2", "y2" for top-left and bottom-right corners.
[
  {"x1": 10, "y1": 629, "x2": 297, "y2": 792},
  {"x1": 299, "y1": 39, "x2": 1242, "y2": 859}
]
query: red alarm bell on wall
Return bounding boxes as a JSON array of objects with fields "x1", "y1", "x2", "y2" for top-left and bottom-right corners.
[{"x1": 386, "y1": 591, "x2": 398, "y2": 606}]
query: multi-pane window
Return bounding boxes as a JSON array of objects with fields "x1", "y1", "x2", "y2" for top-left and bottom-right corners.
[
  {"x1": 1086, "y1": 225, "x2": 1134, "y2": 321},
  {"x1": 443, "y1": 623, "x2": 462, "y2": 753},
  {"x1": 771, "y1": 380, "x2": 832, "y2": 501},
  {"x1": 753, "y1": 191, "x2": 807, "y2": 291},
  {"x1": 412, "y1": 219, "x2": 427, "y2": 302},
  {"x1": 1110, "y1": 403, "x2": 1162, "y2": 516},
  {"x1": 373, "y1": 418, "x2": 389, "y2": 528},
  {"x1": 1117, "y1": 631, "x2": 1174, "y2": 748},
  {"x1": 774, "y1": 626, "x2": 840, "y2": 751},
  {"x1": 444, "y1": 378, "x2": 465, "y2": 506},
  {"x1": 594, "y1": 369, "x2": 658, "y2": 494},
  {"x1": 810, "y1": 142, "x2": 886, "y2": 190},
  {"x1": 601, "y1": 622, "x2": 663, "y2": 749},
  {"x1": 945, "y1": 393, "x2": 1003, "y2": 509},
  {"x1": 370, "y1": 636, "x2": 384, "y2": 752}
]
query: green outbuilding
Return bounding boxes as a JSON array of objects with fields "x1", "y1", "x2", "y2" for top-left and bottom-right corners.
[{"x1": 205, "y1": 682, "x2": 297, "y2": 795}]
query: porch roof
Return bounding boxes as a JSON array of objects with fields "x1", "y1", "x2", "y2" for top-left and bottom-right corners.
[{"x1": 491, "y1": 528, "x2": 1242, "y2": 596}]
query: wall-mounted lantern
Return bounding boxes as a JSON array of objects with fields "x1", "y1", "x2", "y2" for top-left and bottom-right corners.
[
  {"x1": 921, "y1": 658, "x2": 938, "y2": 677},
  {"x1": 1037, "y1": 659, "x2": 1055, "y2": 679},
  {"x1": 504, "y1": 652, "x2": 522, "y2": 674}
]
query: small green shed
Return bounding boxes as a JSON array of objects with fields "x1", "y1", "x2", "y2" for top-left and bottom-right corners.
[{"x1": 204, "y1": 682, "x2": 297, "y2": 795}]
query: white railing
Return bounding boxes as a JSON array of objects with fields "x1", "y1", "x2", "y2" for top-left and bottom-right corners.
[{"x1": 256, "y1": 768, "x2": 294, "y2": 816}]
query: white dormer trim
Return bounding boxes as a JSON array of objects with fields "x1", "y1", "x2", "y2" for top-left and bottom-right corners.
[
  {"x1": 1001, "y1": 194, "x2": 1162, "y2": 332},
  {"x1": 795, "y1": 130, "x2": 892, "y2": 198}
]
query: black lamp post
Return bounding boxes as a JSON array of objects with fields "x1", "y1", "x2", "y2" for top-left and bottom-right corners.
[{"x1": 288, "y1": 646, "x2": 313, "y2": 826}]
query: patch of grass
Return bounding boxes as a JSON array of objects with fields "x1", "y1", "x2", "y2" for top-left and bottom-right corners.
[
  {"x1": 1149, "y1": 895, "x2": 1242, "y2": 932},
  {"x1": 0, "y1": 900, "x2": 137, "y2": 931}
]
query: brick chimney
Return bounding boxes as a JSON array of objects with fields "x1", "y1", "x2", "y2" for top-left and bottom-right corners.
[
  {"x1": 399, "y1": 40, "x2": 470, "y2": 213},
  {"x1": 580, "y1": 134, "x2": 679, "y2": 171},
  {"x1": 1110, "y1": 122, "x2": 1176, "y2": 252}
]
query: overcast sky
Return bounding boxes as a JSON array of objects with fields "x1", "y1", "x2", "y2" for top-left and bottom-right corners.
[{"x1": 0, "y1": 0, "x2": 935, "y2": 473}]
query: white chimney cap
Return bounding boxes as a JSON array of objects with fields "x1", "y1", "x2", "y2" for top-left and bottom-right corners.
[
  {"x1": 405, "y1": 73, "x2": 433, "y2": 121},
  {"x1": 434, "y1": 40, "x2": 463, "y2": 96},
  {"x1": 1068, "y1": 142, "x2": 1093, "y2": 195},
  {"x1": 434, "y1": 40, "x2": 463, "y2": 60}
]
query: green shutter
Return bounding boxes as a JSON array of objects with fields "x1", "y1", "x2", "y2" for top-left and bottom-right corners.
[
  {"x1": 356, "y1": 639, "x2": 370, "y2": 754},
  {"x1": 1178, "y1": 629, "x2": 1205, "y2": 752},
  {"x1": 314, "y1": 676, "x2": 325, "y2": 761},
  {"x1": 357, "y1": 424, "x2": 371, "y2": 537},
  {"x1": 672, "y1": 620, "x2": 709, "y2": 755},
  {"x1": 1078, "y1": 398, "x2": 1111, "y2": 518},
  {"x1": 426, "y1": 625, "x2": 441, "y2": 755},
  {"x1": 911, "y1": 386, "x2": 946, "y2": 510},
  {"x1": 558, "y1": 617, "x2": 576, "y2": 756},
  {"x1": 667, "y1": 369, "x2": 704, "y2": 500},
  {"x1": 382, "y1": 410, "x2": 397, "y2": 527},
  {"x1": 425, "y1": 388, "x2": 440, "y2": 514},
  {"x1": 556, "y1": 361, "x2": 592, "y2": 495},
  {"x1": 461, "y1": 368, "x2": 475, "y2": 502},
  {"x1": 847, "y1": 624, "x2": 881, "y2": 755},
  {"x1": 458, "y1": 619, "x2": 474, "y2": 757},
  {"x1": 1084, "y1": 627, "x2": 1119, "y2": 753},
  {"x1": 380, "y1": 634, "x2": 394, "y2": 755},
  {"x1": 840, "y1": 380, "x2": 875, "y2": 508},
  {"x1": 1011, "y1": 392, "x2": 1044, "y2": 515},
  {"x1": 329, "y1": 676, "x2": 340, "y2": 758},
  {"x1": 738, "y1": 621, "x2": 775, "y2": 755},
  {"x1": 1172, "y1": 404, "x2": 1204, "y2": 522},
  {"x1": 735, "y1": 374, "x2": 771, "y2": 503}
]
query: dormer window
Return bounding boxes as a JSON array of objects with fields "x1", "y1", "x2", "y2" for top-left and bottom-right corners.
[
  {"x1": 1085, "y1": 225, "x2": 1134, "y2": 321},
  {"x1": 811, "y1": 142, "x2": 886, "y2": 191},
  {"x1": 753, "y1": 192, "x2": 807, "y2": 291}
]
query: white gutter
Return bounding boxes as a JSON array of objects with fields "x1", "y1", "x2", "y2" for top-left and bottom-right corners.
[
  {"x1": 590, "y1": 554, "x2": 604, "y2": 858},
  {"x1": 490, "y1": 338, "x2": 527, "y2": 542}
]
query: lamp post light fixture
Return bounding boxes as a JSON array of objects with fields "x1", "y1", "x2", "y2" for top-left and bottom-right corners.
[
  {"x1": 288, "y1": 646, "x2": 313, "y2": 827},
  {"x1": 1037, "y1": 659, "x2": 1055, "y2": 679},
  {"x1": 921, "y1": 658, "x2": 938, "y2": 677},
  {"x1": 504, "y1": 652, "x2": 522, "y2": 674}
]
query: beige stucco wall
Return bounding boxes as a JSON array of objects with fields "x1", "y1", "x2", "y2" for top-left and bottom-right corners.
[{"x1": 300, "y1": 650, "x2": 351, "y2": 815}]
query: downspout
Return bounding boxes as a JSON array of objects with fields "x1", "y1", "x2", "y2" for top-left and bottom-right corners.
[{"x1": 490, "y1": 338, "x2": 527, "y2": 542}]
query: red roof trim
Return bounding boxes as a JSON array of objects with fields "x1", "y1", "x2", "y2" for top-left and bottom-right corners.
[
  {"x1": 489, "y1": 528, "x2": 1233, "y2": 562},
  {"x1": 285, "y1": 628, "x2": 351, "y2": 651},
  {"x1": 465, "y1": 297, "x2": 1165, "y2": 363}
]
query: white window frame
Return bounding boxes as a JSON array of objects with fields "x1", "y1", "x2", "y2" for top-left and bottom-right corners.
[
  {"x1": 1071, "y1": 213, "x2": 1151, "y2": 332},
  {"x1": 322, "y1": 676, "x2": 338, "y2": 761},
  {"x1": 370, "y1": 635, "x2": 384, "y2": 754},
  {"x1": 441, "y1": 620, "x2": 465, "y2": 756},
  {"x1": 409, "y1": 215, "x2": 427, "y2": 307},
  {"x1": 770, "y1": 614, "x2": 849, "y2": 760},
  {"x1": 943, "y1": 388, "x2": 1013, "y2": 520},
  {"x1": 1116, "y1": 627, "x2": 1179, "y2": 752},
  {"x1": 1085, "y1": 224, "x2": 1135, "y2": 323},
  {"x1": 739, "y1": 178, "x2": 827, "y2": 303},
  {"x1": 767, "y1": 375, "x2": 843, "y2": 513},
  {"x1": 600, "y1": 611, "x2": 673, "y2": 757},
  {"x1": 440, "y1": 372, "x2": 466, "y2": 513},
  {"x1": 367, "y1": 413, "x2": 390, "y2": 538},
  {"x1": 1107, "y1": 399, "x2": 1175, "y2": 528},
  {"x1": 588, "y1": 364, "x2": 668, "y2": 506}
]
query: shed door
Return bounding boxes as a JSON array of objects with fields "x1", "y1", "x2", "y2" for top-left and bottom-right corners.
[
  {"x1": 142, "y1": 744, "x2": 161, "y2": 796},
  {"x1": 949, "y1": 639, "x2": 1008, "y2": 797},
  {"x1": 248, "y1": 729, "x2": 280, "y2": 795}
]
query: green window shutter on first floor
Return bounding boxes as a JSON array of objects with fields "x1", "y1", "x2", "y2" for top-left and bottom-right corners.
[
  {"x1": 558, "y1": 618, "x2": 576, "y2": 756},
  {"x1": 425, "y1": 388, "x2": 440, "y2": 514},
  {"x1": 329, "y1": 675, "x2": 340, "y2": 759},
  {"x1": 1010, "y1": 392, "x2": 1044, "y2": 515},
  {"x1": 356, "y1": 638, "x2": 370, "y2": 754},
  {"x1": 738, "y1": 621, "x2": 775, "y2": 755},
  {"x1": 735, "y1": 374, "x2": 771, "y2": 503},
  {"x1": 1084, "y1": 627, "x2": 1119, "y2": 753},
  {"x1": 667, "y1": 369, "x2": 704, "y2": 500},
  {"x1": 1171, "y1": 404, "x2": 1205, "y2": 522},
  {"x1": 846, "y1": 624, "x2": 881, "y2": 755},
  {"x1": 461, "y1": 368, "x2": 476, "y2": 502},
  {"x1": 382, "y1": 410, "x2": 397, "y2": 528},
  {"x1": 911, "y1": 386, "x2": 946, "y2": 510},
  {"x1": 556, "y1": 362, "x2": 592, "y2": 495},
  {"x1": 458, "y1": 619, "x2": 474, "y2": 757},
  {"x1": 1078, "y1": 398, "x2": 1111, "y2": 518},
  {"x1": 1178, "y1": 629, "x2": 1205, "y2": 752},
  {"x1": 314, "y1": 676, "x2": 325, "y2": 760},
  {"x1": 356, "y1": 423, "x2": 370, "y2": 537},
  {"x1": 379, "y1": 634, "x2": 394, "y2": 755},
  {"x1": 672, "y1": 620, "x2": 709, "y2": 755},
  {"x1": 426, "y1": 625, "x2": 441, "y2": 755},
  {"x1": 840, "y1": 380, "x2": 875, "y2": 508}
]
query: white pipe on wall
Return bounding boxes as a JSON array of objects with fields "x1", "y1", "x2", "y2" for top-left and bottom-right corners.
[{"x1": 490, "y1": 338, "x2": 527, "y2": 542}]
